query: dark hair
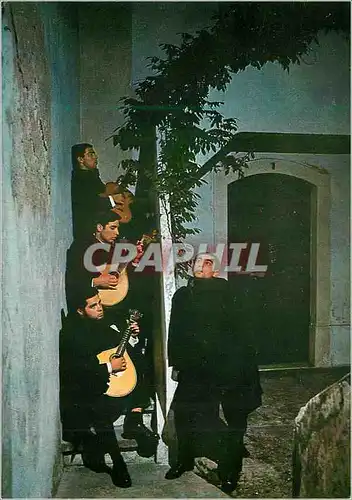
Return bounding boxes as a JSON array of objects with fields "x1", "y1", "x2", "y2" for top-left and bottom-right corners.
[
  {"x1": 94, "y1": 210, "x2": 120, "y2": 228},
  {"x1": 92, "y1": 196, "x2": 121, "y2": 228},
  {"x1": 71, "y1": 143, "x2": 93, "y2": 168},
  {"x1": 67, "y1": 283, "x2": 99, "y2": 313}
]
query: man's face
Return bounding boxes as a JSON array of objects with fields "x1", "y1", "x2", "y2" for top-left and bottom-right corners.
[
  {"x1": 78, "y1": 294, "x2": 104, "y2": 320},
  {"x1": 78, "y1": 147, "x2": 98, "y2": 170},
  {"x1": 97, "y1": 220, "x2": 120, "y2": 244},
  {"x1": 193, "y1": 255, "x2": 218, "y2": 279}
]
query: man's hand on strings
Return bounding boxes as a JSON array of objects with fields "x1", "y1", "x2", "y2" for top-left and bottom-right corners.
[
  {"x1": 93, "y1": 273, "x2": 119, "y2": 289},
  {"x1": 111, "y1": 356, "x2": 126, "y2": 372}
]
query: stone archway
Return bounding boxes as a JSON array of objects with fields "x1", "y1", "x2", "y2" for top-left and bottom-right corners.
[{"x1": 214, "y1": 156, "x2": 331, "y2": 367}]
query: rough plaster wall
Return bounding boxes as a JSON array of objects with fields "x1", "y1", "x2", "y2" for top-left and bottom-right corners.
[
  {"x1": 328, "y1": 161, "x2": 350, "y2": 365},
  {"x1": 263, "y1": 154, "x2": 350, "y2": 367},
  {"x1": 301, "y1": 155, "x2": 350, "y2": 366},
  {"x1": 132, "y1": 2, "x2": 218, "y2": 84},
  {"x1": 7, "y1": 4, "x2": 51, "y2": 213},
  {"x1": 131, "y1": 2, "x2": 350, "y2": 246},
  {"x1": 212, "y1": 32, "x2": 350, "y2": 135},
  {"x1": 79, "y1": 3, "x2": 132, "y2": 182},
  {"x1": 132, "y1": 4, "x2": 349, "y2": 135},
  {"x1": 293, "y1": 374, "x2": 350, "y2": 497},
  {"x1": 2, "y1": 4, "x2": 80, "y2": 498}
]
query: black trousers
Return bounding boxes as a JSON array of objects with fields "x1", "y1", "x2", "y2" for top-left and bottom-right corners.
[
  {"x1": 127, "y1": 343, "x2": 151, "y2": 410},
  {"x1": 82, "y1": 393, "x2": 139, "y2": 460},
  {"x1": 173, "y1": 375, "x2": 249, "y2": 476},
  {"x1": 62, "y1": 368, "x2": 148, "y2": 460}
]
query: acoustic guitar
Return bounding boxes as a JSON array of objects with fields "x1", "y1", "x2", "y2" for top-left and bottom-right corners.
[
  {"x1": 99, "y1": 182, "x2": 134, "y2": 224},
  {"x1": 97, "y1": 309, "x2": 142, "y2": 397},
  {"x1": 97, "y1": 231, "x2": 158, "y2": 307},
  {"x1": 97, "y1": 262, "x2": 129, "y2": 307}
]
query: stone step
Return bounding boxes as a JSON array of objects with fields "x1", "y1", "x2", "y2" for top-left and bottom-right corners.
[{"x1": 56, "y1": 462, "x2": 228, "y2": 498}]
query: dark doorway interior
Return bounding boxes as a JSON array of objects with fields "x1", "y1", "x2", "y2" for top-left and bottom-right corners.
[{"x1": 228, "y1": 173, "x2": 312, "y2": 365}]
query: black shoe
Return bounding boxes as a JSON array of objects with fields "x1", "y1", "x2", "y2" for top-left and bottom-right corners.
[
  {"x1": 218, "y1": 471, "x2": 240, "y2": 494},
  {"x1": 122, "y1": 413, "x2": 156, "y2": 440},
  {"x1": 165, "y1": 462, "x2": 194, "y2": 480},
  {"x1": 137, "y1": 429, "x2": 160, "y2": 458},
  {"x1": 220, "y1": 479, "x2": 238, "y2": 495},
  {"x1": 122, "y1": 413, "x2": 159, "y2": 458},
  {"x1": 110, "y1": 462, "x2": 132, "y2": 488},
  {"x1": 82, "y1": 451, "x2": 109, "y2": 474},
  {"x1": 122, "y1": 421, "x2": 159, "y2": 441}
]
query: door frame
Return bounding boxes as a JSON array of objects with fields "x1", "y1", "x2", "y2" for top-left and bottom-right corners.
[{"x1": 214, "y1": 154, "x2": 331, "y2": 367}]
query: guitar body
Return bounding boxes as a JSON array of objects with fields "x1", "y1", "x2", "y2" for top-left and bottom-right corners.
[
  {"x1": 99, "y1": 182, "x2": 133, "y2": 224},
  {"x1": 110, "y1": 191, "x2": 133, "y2": 224},
  {"x1": 98, "y1": 267, "x2": 129, "y2": 306},
  {"x1": 97, "y1": 349, "x2": 137, "y2": 397},
  {"x1": 96, "y1": 231, "x2": 157, "y2": 307}
]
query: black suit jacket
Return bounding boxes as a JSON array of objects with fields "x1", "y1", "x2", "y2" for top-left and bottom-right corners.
[
  {"x1": 168, "y1": 277, "x2": 263, "y2": 409},
  {"x1": 71, "y1": 167, "x2": 106, "y2": 240}
]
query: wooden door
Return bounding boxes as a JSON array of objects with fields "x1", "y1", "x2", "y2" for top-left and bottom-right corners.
[{"x1": 228, "y1": 173, "x2": 311, "y2": 365}]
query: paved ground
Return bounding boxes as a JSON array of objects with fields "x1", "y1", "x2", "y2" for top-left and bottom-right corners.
[
  {"x1": 233, "y1": 366, "x2": 349, "y2": 498},
  {"x1": 56, "y1": 462, "x2": 228, "y2": 498},
  {"x1": 55, "y1": 366, "x2": 349, "y2": 498}
]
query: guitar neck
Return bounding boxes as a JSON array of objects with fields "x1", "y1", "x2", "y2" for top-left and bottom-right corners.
[
  {"x1": 117, "y1": 261, "x2": 129, "y2": 274},
  {"x1": 115, "y1": 233, "x2": 154, "y2": 274},
  {"x1": 115, "y1": 325, "x2": 132, "y2": 357}
]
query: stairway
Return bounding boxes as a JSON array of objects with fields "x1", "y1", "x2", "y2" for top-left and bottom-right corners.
[{"x1": 61, "y1": 402, "x2": 158, "y2": 467}]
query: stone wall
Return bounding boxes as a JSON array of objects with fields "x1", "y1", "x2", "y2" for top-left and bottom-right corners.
[
  {"x1": 2, "y1": 3, "x2": 80, "y2": 497},
  {"x1": 292, "y1": 373, "x2": 350, "y2": 497}
]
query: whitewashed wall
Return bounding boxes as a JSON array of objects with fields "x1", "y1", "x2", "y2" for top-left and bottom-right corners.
[{"x1": 2, "y1": 4, "x2": 80, "y2": 497}]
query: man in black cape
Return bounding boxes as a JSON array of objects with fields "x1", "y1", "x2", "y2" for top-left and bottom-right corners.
[{"x1": 165, "y1": 252, "x2": 263, "y2": 494}]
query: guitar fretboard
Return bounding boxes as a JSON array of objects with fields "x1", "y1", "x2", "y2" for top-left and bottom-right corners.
[
  {"x1": 114, "y1": 310, "x2": 142, "y2": 358},
  {"x1": 115, "y1": 326, "x2": 131, "y2": 357}
]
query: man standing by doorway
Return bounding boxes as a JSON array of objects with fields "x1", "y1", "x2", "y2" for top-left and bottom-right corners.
[{"x1": 165, "y1": 253, "x2": 262, "y2": 494}]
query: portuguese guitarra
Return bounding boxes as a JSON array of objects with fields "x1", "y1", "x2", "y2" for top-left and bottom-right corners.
[
  {"x1": 97, "y1": 232, "x2": 158, "y2": 307},
  {"x1": 97, "y1": 309, "x2": 142, "y2": 398}
]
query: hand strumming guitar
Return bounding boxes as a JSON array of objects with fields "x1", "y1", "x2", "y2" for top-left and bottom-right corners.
[
  {"x1": 93, "y1": 273, "x2": 119, "y2": 289},
  {"x1": 111, "y1": 356, "x2": 127, "y2": 372}
]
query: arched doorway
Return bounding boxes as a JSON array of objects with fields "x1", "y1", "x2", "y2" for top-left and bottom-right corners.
[{"x1": 228, "y1": 173, "x2": 312, "y2": 365}]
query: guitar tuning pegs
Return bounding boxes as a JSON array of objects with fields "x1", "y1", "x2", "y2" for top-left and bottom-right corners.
[{"x1": 128, "y1": 308, "x2": 143, "y2": 321}]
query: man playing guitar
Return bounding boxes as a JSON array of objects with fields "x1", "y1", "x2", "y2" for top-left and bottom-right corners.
[
  {"x1": 65, "y1": 202, "x2": 158, "y2": 462},
  {"x1": 60, "y1": 285, "x2": 145, "y2": 488},
  {"x1": 71, "y1": 143, "x2": 106, "y2": 240}
]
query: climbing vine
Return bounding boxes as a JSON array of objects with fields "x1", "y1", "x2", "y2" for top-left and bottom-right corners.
[{"x1": 110, "y1": 2, "x2": 349, "y2": 242}]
